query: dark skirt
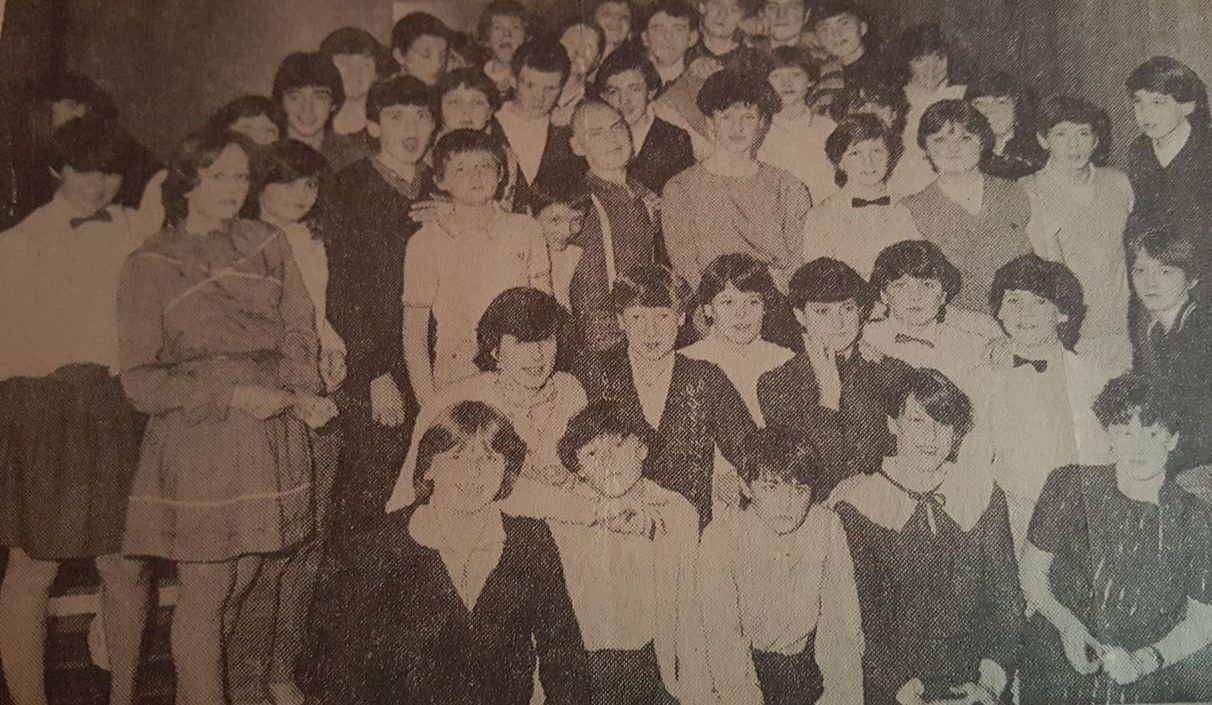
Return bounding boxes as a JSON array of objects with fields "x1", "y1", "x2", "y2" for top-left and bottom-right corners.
[
  {"x1": 752, "y1": 641, "x2": 824, "y2": 705},
  {"x1": 0, "y1": 364, "x2": 144, "y2": 560},
  {"x1": 586, "y1": 642, "x2": 678, "y2": 705}
]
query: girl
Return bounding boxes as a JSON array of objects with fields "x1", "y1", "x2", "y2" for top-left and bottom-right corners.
[
  {"x1": 662, "y1": 69, "x2": 812, "y2": 290},
  {"x1": 802, "y1": 114, "x2": 921, "y2": 279},
  {"x1": 966, "y1": 72, "x2": 1046, "y2": 179},
  {"x1": 207, "y1": 95, "x2": 286, "y2": 147},
  {"x1": 757, "y1": 46, "x2": 839, "y2": 204},
  {"x1": 478, "y1": 0, "x2": 529, "y2": 94},
  {"x1": 1020, "y1": 373, "x2": 1212, "y2": 704},
  {"x1": 434, "y1": 68, "x2": 522, "y2": 210},
  {"x1": 117, "y1": 130, "x2": 335, "y2": 705},
  {"x1": 889, "y1": 24, "x2": 970, "y2": 198},
  {"x1": 319, "y1": 27, "x2": 388, "y2": 171},
  {"x1": 1022, "y1": 96, "x2": 1132, "y2": 373},
  {"x1": 902, "y1": 99, "x2": 1033, "y2": 313},
  {"x1": 830, "y1": 368, "x2": 1023, "y2": 705},
  {"x1": 595, "y1": 0, "x2": 635, "y2": 60},
  {"x1": 305, "y1": 401, "x2": 590, "y2": 704}
]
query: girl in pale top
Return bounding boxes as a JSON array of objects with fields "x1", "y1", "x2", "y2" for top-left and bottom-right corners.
[{"x1": 757, "y1": 46, "x2": 839, "y2": 205}]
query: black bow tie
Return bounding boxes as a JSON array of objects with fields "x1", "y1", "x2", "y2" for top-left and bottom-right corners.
[
  {"x1": 895, "y1": 332, "x2": 934, "y2": 348},
  {"x1": 852, "y1": 196, "x2": 891, "y2": 208},
  {"x1": 70, "y1": 210, "x2": 113, "y2": 229},
  {"x1": 1013, "y1": 355, "x2": 1047, "y2": 373}
]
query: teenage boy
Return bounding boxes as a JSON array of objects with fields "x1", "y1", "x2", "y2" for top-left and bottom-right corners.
[
  {"x1": 594, "y1": 48, "x2": 695, "y2": 195},
  {"x1": 687, "y1": 0, "x2": 764, "y2": 70},
  {"x1": 811, "y1": 0, "x2": 882, "y2": 90},
  {"x1": 758, "y1": 258, "x2": 914, "y2": 487},
  {"x1": 642, "y1": 0, "x2": 701, "y2": 92},
  {"x1": 272, "y1": 52, "x2": 345, "y2": 163},
  {"x1": 391, "y1": 11, "x2": 451, "y2": 86},
  {"x1": 495, "y1": 38, "x2": 588, "y2": 196},
  {"x1": 567, "y1": 100, "x2": 661, "y2": 352},
  {"x1": 750, "y1": 0, "x2": 810, "y2": 52},
  {"x1": 322, "y1": 76, "x2": 436, "y2": 537},
  {"x1": 478, "y1": 0, "x2": 529, "y2": 93}
]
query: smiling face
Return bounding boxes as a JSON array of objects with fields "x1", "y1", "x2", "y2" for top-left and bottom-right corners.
[
  {"x1": 707, "y1": 103, "x2": 766, "y2": 155},
  {"x1": 575, "y1": 432, "x2": 648, "y2": 497},
  {"x1": 889, "y1": 395, "x2": 956, "y2": 471},
  {"x1": 60, "y1": 166, "x2": 123, "y2": 217},
  {"x1": 572, "y1": 102, "x2": 634, "y2": 171},
  {"x1": 187, "y1": 143, "x2": 251, "y2": 221},
  {"x1": 371, "y1": 103, "x2": 436, "y2": 167},
  {"x1": 537, "y1": 202, "x2": 586, "y2": 250},
  {"x1": 701, "y1": 0, "x2": 744, "y2": 40},
  {"x1": 768, "y1": 65, "x2": 811, "y2": 110},
  {"x1": 332, "y1": 53, "x2": 377, "y2": 101},
  {"x1": 441, "y1": 85, "x2": 494, "y2": 132},
  {"x1": 1039, "y1": 120, "x2": 1097, "y2": 170},
  {"x1": 283, "y1": 86, "x2": 335, "y2": 139},
  {"x1": 796, "y1": 298, "x2": 862, "y2": 352},
  {"x1": 601, "y1": 68, "x2": 654, "y2": 126},
  {"x1": 437, "y1": 149, "x2": 501, "y2": 205},
  {"x1": 230, "y1": 114, "x2": 281, "y2": 146},
  {"x1": 260, "y1": 175, "x2": 320, "y2": 225},
  {"x1": 1131, "y1": 249, "x2": 1196, "y2": 315},
  {"x1": 426, "y1": 432, "x2": 508, "y2": 513},
  {"x1": 924, "y1": 121, "x2": 983, "y2": 174},
  {"x1": 761, "y1": 0, "x2": 806, "y2": 43},
  {"x1": 706, "y1": 284, "x2": 765, "y2": 346},
  {"x1": 488, "y1": 15, "x2": 527, "y2": 64},
  {"x1": 1107, "y1": 412, "x2": 1177, "y2": 482},
  {"x1": 971, "y1": 95, "x2": 1016, "y2": 139},
  {"x1": 840, "y1": 136, "x2": 891, "y2": 187},
  {"x1": 595, "y1": 1, "x2": 633, "y2": 47},
  {"x1": 515, "y1": 66, "x2": 566, "y2": 118},
  {"x1": 746, "y1": 473, "x2": 813, "y2": 534},
  {"x1": 398, "y1": 34, "x2": 449, "y2": 85},
  {"x1": 997, "y1": 289, "x2": 1063, "y2": 347},
  {"x1": 814, "y1": 13, "x2": 866, "y2": 62},
  {"x1": 643, "y1": 11, "x2": 698, "y2": 68},
  {"x1": 496, "y1": 333, "x2": 558, "y2": 390},
  {"x1": 620, "y1": 305, "x2": 681, "y2": 361},
  {"x1": 883, "y1": 275, "x2": 945, "y2": 327},
  {"x1": 1132, "y1": 89, "x2": 1195, "y2": 141},
  {"x1": 908, "y1": 51, "x2": 949, "y2": 90},
  {"x1": 561, "y1": 23, "x2": 603, "y2": 77}
]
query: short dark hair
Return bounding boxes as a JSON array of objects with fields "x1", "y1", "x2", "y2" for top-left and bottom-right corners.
[
  {"x1": 49, "y1": 115, "x2": 135, "y2": 176},
  {"x1": 1092, "y1": 372, "x2": 1180, "y2": 432},
  {"x1": 965, "y1": 72, "x2": 1035, "y2": 133},
  {"x1": 917, "y1": 99, "x2": 995, "y2": 162},
  {"x1": 825, "y1": 113, "x2": 902, "y2": 186},
  {"x1": 990, "y1": 254, "x2": 1087, "y2": 350},
  {"x1": 643, "y1": 0, "x2": 701, "y2": 33},
  {"x1": 431, "y1": 128, "x2": 507, "y2": 188},
  {"x1": 870, "y1": 240, "x2": 962, "y2": 313},
  {"x1": 1129, "y1": 223, "x2": 1203, "y2": 277},
  {"x1": 511, "y1": 38, "x2": 572, "y2": 84},
  {"x1": 208, "y1": 95, "x2": 288, "y2": 137},
  {"x1": 828, "y1": 80, "x2": 909, "y2": 134},
  {"x1": 594, "y1": 45, "x2": 662, "y2": 96},
  {"x1": 437, "y1": 67, "x2": 504, "y2": 121},
  {"x1": 768, "y1": 46, "x2": 820, "y2": 85},
  {"x1": 163, "y1": 129, "x2": 249, "y2": 227},
  {"x1": 321, "y1": 27, "x2": 393, "y2": 79},
  {"x1": 391, "y1": 12, "x2": 451, "y2": 55},
  {"x1": 272, "y1": 52, "x2": 346, "y2": 115},
  {"x1": 39, "y1": 72, "x2": 118, "y2": 119},
  {"x1": 810, "y1": 0, "x2": 865, "y2": 29},
  {"x1": 477, "y1": 0, "x2": 530, "y2": 42},
  {"x1": 1126, "y1": 56, "x2": 1210, "y2": 129},
  {"x1": 892, "y1": 368, "x2": 974, "y2": 458},
  {"x1": 246, "y1": 139, "x2": 330, "y2": 221},
  {"x1": 696, "y1": 68, "x2": 781, "y2": 121},
  {"x1": 558, "y1": 400, "x2": 655, "y2": 473},
  {"x1": 413, "y1": 400, "x2": 527, "y2": 506},
  {"x1": 525, "y1": 180, "x2": 591, "y2": 216},
  {"x1": 697, "y1": 253, "x2": 778, "y2": 311},
  {"x1": 611, "y1": 264, "x2": 695, "y2": 314},
  {"x1": 475, "y1": 287, "x2": 569, "y2": 371},
  {"x1": 738, "y1": 426, "x2": 826, "y2": 495},
  {"x1": 890, "y1": 23, "x2": 972, "y2": 87},
  {"x1": 1034, "y1": 95, "x2": 1113, "y2": 167},
  {"x1": 788, "y1": 258, "x2": 870, "y2": 310},
  {"x1": 367, "y1": 75, "x2": 436, "y2": 123}
]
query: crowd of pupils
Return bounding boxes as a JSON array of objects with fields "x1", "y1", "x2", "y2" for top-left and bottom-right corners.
[{"x1": 3, "y1": 0, "x2": 1212, "y2": 704}]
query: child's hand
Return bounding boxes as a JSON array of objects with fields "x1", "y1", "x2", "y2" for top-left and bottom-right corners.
[
  {"x1": 689, "y1": 56, "x2": 723, "y2": 79},
  {"x1": 803, "y1": 336, "x2": 842, "y2": 410},
  {"x1": 895, "y1": 678, "x2": 927, "y2": 705},
  {"x1": 1059, "y1": 624, "x2": 1103, "y2": 675},
  {"x1": 369, "y1": 374, "x2": 407, "y2": 427},
  {"x1": 1102, "y1": 645, "x2": 1150, "y2": 685},
  {"x1": 319, "y1": 346, "x2": 347, "y2": 392},
  {"x1": 292, "y1": 394, "x2": 339, "y2": 429},
  {"x1": 409, "y1": 198, "x2": 454, "y2": 224}
]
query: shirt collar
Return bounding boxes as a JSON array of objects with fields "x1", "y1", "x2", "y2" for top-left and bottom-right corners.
[
  {"x1": 631, "y1": 107, "x2": 656, "y2": 152},
  {"x1": 831, "y1": 452, "x2": 994, "y2": 533}
]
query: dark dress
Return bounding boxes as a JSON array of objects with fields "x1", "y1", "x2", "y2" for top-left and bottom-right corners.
[
  {"x1": 1124, "y1": 123, "x2": 1212, "y2": 242},
  {"x1": 835, "y1": 480, "x2": 1024, "y2": 705},
  {"x1": 1020, "y1": 465, "x2": 1212, "y2": 704},
  {"x1": 573, "y1": 348, "x2": 755, "y2": 526},
  {"x1": 302, "y1": 510, "x2": 590, "y2": 705},
  {"x1": 321, "y1": 158, "x2": 428, "y2": 537}
]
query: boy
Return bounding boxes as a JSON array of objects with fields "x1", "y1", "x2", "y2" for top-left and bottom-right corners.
[
  {"x1": 530, "y1": 182, "x2": 590, "y2": 310},
  {"x1": 567, "y1": 100, "x2": 660, "y2": 352},
  {"x1": 699, "y1": 427, "x2": 863, "y2": 705},
  {"x1": 272, "y1": 52, "x2": 344, "y2": 160},
  {"x1": 687, "y1": 0, "x2": 763, "y2": 69},
  {"x1": 541, "y1": 401, "x2": 698, "y2": 704},
  {"x1": 810, "y1": 1, "x2": 882, "y2": 91},
  {"x1": 751, "y1": 0, "x2": 809, "y2": 52},
  {"x1": 391, "y1": 11, "x2": 450, "y2": 86},
  {"x1": 594, "y1": 0, "x2": 635, "y2": 59},
  {"x1": 495, "y1": 38, "x2": 587, "y2": 195},
  {"x1": 758, "y1": 258, "x2": 913, "y2": 486},
  {"x1": 478, "y1": 0, "x2": 529, "y2": 93},
  {"x1": 322, "y1": 75, "x2": 436, "y2": 537},
  {"x1": 402, "y1": 129, "x2": 551, "y2": 401},
  {"x1": 573, "y1": 264, "x2": 755, "y2": 526},
  {"x1": 0, "y1": 115, "x2": 163, "y2": 705},
  {"x1": 642, "y1": 0, "x2": 701, "y2": 91},
  {"x1": 594, "y1": 48, "x2": 696, "y2": 195}
]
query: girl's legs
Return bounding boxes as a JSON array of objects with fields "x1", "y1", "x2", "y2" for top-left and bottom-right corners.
[
  {"x1": 172, "y1": 561, "x2": 237, "y2": 705},
  {"x1": 94, "y1": 553, "x2": 151, "y2": 705},
  {"x1": 268, "y1": 543, "x2": 319, "y2": 705},
  {"x1": 0, "y1": 548, "x2": 59, "y2": 705}
]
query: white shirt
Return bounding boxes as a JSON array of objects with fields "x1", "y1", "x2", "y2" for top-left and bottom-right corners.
[
  {"x1": 680, "y1": 335, "x2": 794, "y2": 422},
  {"x1": 802, "y1": 191, "x2": 922, "y2": 279},
  {"x1": 631, "y1": 107, "x2": 657, "y2": 155},
  {"x1": 495, "y1": 101, "x2": 551, "y2": 184},
  {"x1": 629, "y1": 350, "x2": 677, "y2": 429},
  {"x1": 862, "y1": 315, "x2": 991, "y2": 390},
  {"x1": 278, "y1": 221, "x2": 344, "y2": 353},
  {"x1": 758, "y1": 110, "x2": 839, "y2": 205}
]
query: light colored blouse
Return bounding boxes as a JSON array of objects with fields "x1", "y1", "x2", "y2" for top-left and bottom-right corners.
[
  {"x1": 758, "y1": 110, "x2": 839, "y2": 206},
  {"x1": 802, "y1": 191, "x2": 923, "y2": 279}
]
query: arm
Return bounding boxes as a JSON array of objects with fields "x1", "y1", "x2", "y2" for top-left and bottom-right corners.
[
  {"x1": 779, "y1": 175, "x2": 812, "y2": 283},
  {"x1": 697, "y1": 525, "x2": 765, "y2": 705},
  {"x1": 531, "y1": 523, "x2": 591, "y2": 705},
  {"x1": 816, "y1": 511, "x2": 865, "y2": 705},
  {"x1": 1021, "y1": 544, "x2": 1100, "y2": 646},
  {"x1": 402, "y1": 306, "x2": 435, "y2": 407},
  {"x1": 401, "y1": 232, "x2": 439, "y2": 406},
  {"x1": 709, "y1": 368, "x2": 759, "y2": 472},
  {"x1": 525, "y1": 223, "x2": 553, "y2": 294},
  {"x1": 273, "y1": 233, "x2": 322, "y2": 394},
  {"x1": 976, "y1": 490, "x2": 1026, "y2": 696},
  {"x1": 1148, "y1": 597, "x2": 1212, "y2": 670},
  {"x1": 663, "y1": 510, "x2": 703, "y2": 702},
  {"x1": 660, "y1": 176, "x2": 702, "y2": 288}
]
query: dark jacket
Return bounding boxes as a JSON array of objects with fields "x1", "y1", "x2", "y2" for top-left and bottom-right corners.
[{"x1": 630, "y1": 117, "x2": 695, "y2": 196}]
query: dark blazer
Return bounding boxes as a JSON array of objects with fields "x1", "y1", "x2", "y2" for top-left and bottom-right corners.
[
  {"x1": 1125, "y1": 124, "x2": 1212, "y2": 238},
  {"x1": 758, "y1": 349, "x2": 914, "y2": 489},
  {"x1": 515, "y1": 123, "x2": 588, "y2": 202},
  {"x1": 630, "y1": 117, "x2": 695, "y2": 195},
  {"x1": 573, "y1": 348, "x2": 755, "y2": 526},
  {"x1": 303, "y1": 510, "x2": 590, "y2": 705}
]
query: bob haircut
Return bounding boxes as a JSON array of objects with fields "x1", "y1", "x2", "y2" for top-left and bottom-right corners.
[
  {"x1": 611, "y1": 264, "x2": 695, "y2": 315},
  {"x1": 320, "y1": 27, "x2": 393, "y2": 80},
  {"x1": 391, "y1": 12, "x2": 451, "y2": 55},
  {"x1": 828, "y1": 80, "x2": 909, "y2": 134},
  {"x1": 437, "y1": 67, "x2": 504, "y2": 118},
  {"x1": 825, "y1": 113, "x2": 903, "y2": 186},
  {"x1": 738, "y1": 426, "x2": 826, "y2": 494},
  {"x1": 1129, "y1": 223, "x2": 1203, "y2": 278},
  {"x1": 593, "y1": 44, "x2": 661, "y2": 96},
  {"x1": 788, "y1": 257, "x2": 871, "y2": 311},
  {"x1": 524, "y1": 180, "x2": 591, "y2": 217},
  {"x1": 272, "y1": 52, "x2": 346, "y2": 116},
  {"x1": 889, "y1": 23, "x2": 972, "y2": 87},
  {"x1": 1034, "y1": 95, "x2": 1113, "y2": 167},
  {"x1": 412, "y1": 400, "x2": 527, "y2": 507},
  {"x1": 810, "y1": 0, "x2": 866, "y2": 28},
  {"x1": 474, "y1": 287, "x2": 569, "y2": 371},
  {"x1": 367, "y1": 75, "x2": 436, "y2": 124},
  {"x1": 246, "y1": 139, "x2": 330, "y2": 221},
  {"x1": 697, "y1": 253, "x2": 778, "y2": 311},
  {"x1": 163, "y1": 129, "x2": 250, "y2": 227},
  {"x1": 917, "y1": 99, "x2": 995, "y2": 160},
  {"x1": 1092, "y1": 372, "x2": 1181, "y2": 432},
  {"x1": 510, "y1": 38, "x2": 573, "y2": 84},
  {"x1": 49, "y1": 115, "x2": 135, "y2": 176},
  {"x1": 208, "y1": 95, "x2": 287, "y2": 137},
  {"x1": 39, "y1": 72, "x2": 118, "y2": 120},
  {"x1": 643, "y1": 0, "x2": 701, "y2": 33},
  {"x1": 477, "y1": 0, "x2": 530, "y2": 42},
  {"x1": 891, "y1": 367, "x2": 974, "y2": 459},
  {"x1": 870, "y1": 240, "x2": 962, "y2": 312},
  {"x1": 558, "y1": 400, "x2": 657, "y2": 474},
  {"x1": 1126, "y1": 56, "x2": 1211, "y2": 129},
  {"x1": 989, "y1": 254, "x2": 1087, "y2": 351},
  {"x1": 430, "y1": 128, "x2": 507, "y2": 187},
  {"x1": 768, "y1": 45, "x2": 821, "y2": 86},
  {"x1": 697, "y1": 68, "x2": 781, "y2": 122}
]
